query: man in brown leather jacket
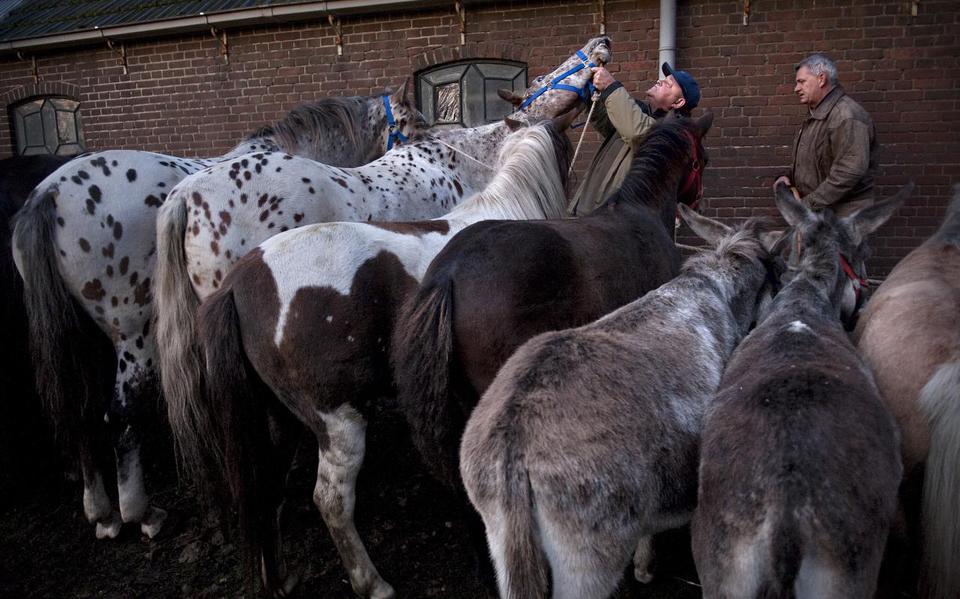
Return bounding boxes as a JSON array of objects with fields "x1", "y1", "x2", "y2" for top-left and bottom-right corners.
[
  {"x1": 568, "y1": 62, "x2": 701, "y2": 216},
  {"x1": 775, "y1": 53, "x2": 878, "y2": 217}
]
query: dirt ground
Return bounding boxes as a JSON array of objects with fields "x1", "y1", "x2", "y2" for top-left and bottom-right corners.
[{"x1": 0, "y1": 395, "x2": 707, "y2": 599}]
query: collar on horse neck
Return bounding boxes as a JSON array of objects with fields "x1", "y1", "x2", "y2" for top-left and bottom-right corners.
[
  {"x1": 519, "y1": 50, "x2": 598, "y2": 111},
  {"x1": 674, "y1": 130, "x2": 703, "y2": 219},
  {"x1": 382, "y1": 95, "x2": 408, "y2": 151}
]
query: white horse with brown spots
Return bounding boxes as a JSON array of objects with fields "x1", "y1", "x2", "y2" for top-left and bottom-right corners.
[
  {"x1": 184, "y1": 114, "x2": 578, "y2": 598},
  {"x1": 10, "y1": 89, "x2": 422, "y2": 540},
  {"x1": 154, "y1": 36, "x2": 611, "y2": 482}
]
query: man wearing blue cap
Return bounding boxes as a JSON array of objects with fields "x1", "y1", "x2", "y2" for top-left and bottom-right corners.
[{"x1": 568, "y1": 62, "x2": 701, "y2": 216}]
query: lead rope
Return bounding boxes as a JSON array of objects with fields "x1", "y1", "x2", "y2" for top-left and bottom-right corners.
[
  {"x1": 567, "y1": 91, "x2": 601, "y2": 178},
  {"x1": 432, "y1": 138, "x2": 495, "y2": 171}
]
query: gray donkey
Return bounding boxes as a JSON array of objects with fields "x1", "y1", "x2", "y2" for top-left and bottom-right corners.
[
  {"x1": 691, "y1": 182, "x2": 911, "y2": 598},
  {"x1": 459, "y1": 206, "x2": 780, "y2": 599}
]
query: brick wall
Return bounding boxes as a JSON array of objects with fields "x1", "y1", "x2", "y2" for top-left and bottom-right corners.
[{"x1": 1, "y1": 0, "x2": 957, "y2": 275}]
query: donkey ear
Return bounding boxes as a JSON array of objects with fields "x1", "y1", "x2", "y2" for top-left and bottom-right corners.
[
  {"x1": 504, "y1": 117, "x2": 524, "y2": 132},
  {"x1": 678, "y1": 203, "x2": 731, "y2": 245},
  {"x1": 694, "y1": 111, "x2": 714, "y2": 138},
  {"x1": 551, "y1": 103, "x2": 583, "y2": 132},
  {"x1": 498, "y1": 88, "x2": 524, "y2": 107},
  {"x1": 843, "y1": 181, "x2": 913, "y2": 244},
  {"x1": 774, "y1": 183, "x2": 811, "y2": 228}
]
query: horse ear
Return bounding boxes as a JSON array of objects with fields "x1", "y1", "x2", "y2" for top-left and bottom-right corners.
[
  {"x1": 498, "y1": 88, "x2": 524, "y2": 107},
  {"x1": 678, "y1": 203, "x2": 730, "y2": 245},
  {"x1": 551, "y1": 103, "x2": 583, "y2": 132},
  {"x1": 503, "y1": 117, "x2": 524, "y2": 132},
  {"x1": 694, "y1": 111, "x2": 714, "y2": 138},
  {"x1": 774, "y1": 182, "x2": 810, "y2": 228},
  {"x1": 392, "y1": 78, "x2": 411, "y2": 103},
  {"x1": 842, "y1": 181, "x2": 913, "y2": 245}
]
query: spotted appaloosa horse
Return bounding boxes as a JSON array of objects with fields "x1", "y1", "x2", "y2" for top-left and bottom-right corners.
[
  {"x1": 852, "y1": 185, "x2": 960, "y2": 599},
  {"x1": 11, "y1": 89, "x2": 422, "y2": 540},
  {"x1": 186, "y1": 114, "x2": 576, "y2": 598},
  {"x1": 692, "y1": 183, "x2": 910, "y2": 599},
  {"x1": 154, "y1": 35, "x2": 610, "y2": 470},
  {"x1": 459, "y1": 206, "x2": 778, "y2": 599},
  {"x1": 392, "y1": 113, "x2": 710, "y2": 490}
]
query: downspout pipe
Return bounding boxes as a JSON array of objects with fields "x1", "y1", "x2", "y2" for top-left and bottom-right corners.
[{"x1": 658, "y1": 0, "x2": 676, "y2": 78}]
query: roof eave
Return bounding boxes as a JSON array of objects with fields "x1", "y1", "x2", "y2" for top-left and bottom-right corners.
[{"x1": 0, "y1": 0, "x2": 475, "y2": 55}]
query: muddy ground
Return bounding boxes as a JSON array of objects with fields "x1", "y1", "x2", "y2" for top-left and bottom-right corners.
[{"x1": 0, "y1": 395, "x2": 707, "y2": 599}]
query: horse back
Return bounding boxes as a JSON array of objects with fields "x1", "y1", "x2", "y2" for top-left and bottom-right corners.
[{"x1": 434, "y1": 212, "x2": 680, "y2": 395}]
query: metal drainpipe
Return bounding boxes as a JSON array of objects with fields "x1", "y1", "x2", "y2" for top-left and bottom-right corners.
[{"x1": 658, "y1": 0, "x2": 677, "y2": 78}]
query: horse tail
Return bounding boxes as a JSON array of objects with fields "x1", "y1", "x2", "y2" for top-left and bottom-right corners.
[
  {"x1": 392, "y1": 274, "x2": 465, "y2": 487},
  {"x1": 155, "y1": 192, "x2": 205, "y2": 469},
  {"x1": 196, "y1": 284, "x2": 288, "y2": 590},
  {"x1": 12, "y1": 185, "x2": 99, "y2": 449},
  {"x1": 919, "y1": 361, "x2": 960, "y2": 599}
]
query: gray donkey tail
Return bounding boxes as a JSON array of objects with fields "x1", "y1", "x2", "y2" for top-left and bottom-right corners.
[
  {"x1": 919, "y1": 361, "x2": 960, "y2": 599},
  {"x1": 12, "y1": 185, "x2": 100, "y2": 448},
  {"x1": 197, "y1": 284, "x2": 291, "y2": 595},
  {"x1": 461, "y1": 427, "x2": 550, "y2": 599},
  {"x1": 155, "y1": 191, "x2": 205, "y2": 470},
  {"x1": 392, "y1": 275, "x2": 468, "y2": 487}
]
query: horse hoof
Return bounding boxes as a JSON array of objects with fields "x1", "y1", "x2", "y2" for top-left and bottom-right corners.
[
  {"x1": 95, "y1": 511, "x2": 122, "y2": 539},
  {"x1": 140, "y1": 506, "x2": 167, "y2": 539},
  {"x1": 633, "y1": 567, "x2": 654, "y2": 584},
  {"x1": 369, "y1": 581, "x2": 395, "y2": 599}
]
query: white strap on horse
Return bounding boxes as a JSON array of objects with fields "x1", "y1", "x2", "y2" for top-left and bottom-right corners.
[
  {"x1": 432, "y1": 138, "x2": 495, "y2": 171},
  {"x1": 568, "y1": 91, "x2": 601, "y2": 178}
]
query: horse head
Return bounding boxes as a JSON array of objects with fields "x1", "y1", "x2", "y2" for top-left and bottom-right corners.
[
  {"x1": 672, "y1": 111, "x2": 712, "y2": 210},
  {"x1": 497, "y1": 36, "x2": 612, "y2": 118},
  {"x1": 773, "y1": 181, "x2": 913, "y2": 326},
  {"x1": 384, "y1": 79, "x2": 428, "y2": 149},
  {"x1": 679, "y1": 204, "x2": 782, "y2": 329}
]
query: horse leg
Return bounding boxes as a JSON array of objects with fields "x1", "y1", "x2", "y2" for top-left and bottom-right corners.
[
  {"x1": 108, "y1": 356, "x2": 166, "y2": 538},
  {"x1": 632, "y1": 535, "x2": 655, "y2": 583},
  {"x1": 312, "y1": 404, "x2": 394, "y2": 599},
  {"x1": 79, "y1": 431, "x2": 121, "y2": 539}
]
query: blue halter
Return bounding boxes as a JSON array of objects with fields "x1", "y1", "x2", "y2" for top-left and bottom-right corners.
[
  {"x1": 518, "y1": 49, "x2": 597, "y2": 111},
  {"x1": 382, "y1": 95, "x2": 409, "y2": 151}
]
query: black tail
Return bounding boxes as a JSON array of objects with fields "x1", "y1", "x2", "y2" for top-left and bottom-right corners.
[
  {"x1": 12, "y1": 186, "x2": 109, "y2": 450},
  {"x1": 197, "y1": 285, "x2": 295, "y2": 594},
  {"x1": 391, "y1": 275, "x2": 469, "y2": 487}
]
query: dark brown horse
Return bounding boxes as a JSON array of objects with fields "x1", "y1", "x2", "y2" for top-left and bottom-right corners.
[
  {"x1": 852, "y1": 185, "x2": 960, "y2": 599},
  {"x1": 392, "y1": 113, "x2": 711, "y2": 489},
  {"x1": 692, "y1": 183, "x2": 910, "y2": 598}
]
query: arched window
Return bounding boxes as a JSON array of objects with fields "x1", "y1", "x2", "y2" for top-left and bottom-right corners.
[
  {"x1": 416, "y1": 60, "x2": 527, "y2": 128},
  {"x1": 11, "y1": 96, "x2": 85, "y2": 156}
]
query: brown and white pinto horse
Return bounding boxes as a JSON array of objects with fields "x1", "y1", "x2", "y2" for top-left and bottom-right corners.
[
  {"x1": 392, "y1": 113, "x2": 711, "y2": 490},
  {"x1": 459, "y1": 207, "x2": 778, "y2": 599},
  {"x1": 184, "y1": 115, "x2": 575, "y2": 598},
  {"x1": 852, "y1": 185, "x2": 960, "y2": 599},
  {"x1": 692, "y1": 183, "x2": 910, "y2": 598}
]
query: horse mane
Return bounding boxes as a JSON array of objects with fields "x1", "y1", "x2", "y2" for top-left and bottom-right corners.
[
  {"x1": 246, "y1": 96, "x2": 373, "y2": 154},
  {"x1": 932, "y1": 183, "x2": 960, "y2": 246},
  {"x1": 445, "y1": 122, "x2": 572, "y2": 221},
  {"x1": 605, "y1": 118, "x2": 701, "y2": 210}
]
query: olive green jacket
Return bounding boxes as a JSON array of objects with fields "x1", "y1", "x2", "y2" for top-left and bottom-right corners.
[
  {"x1": 790, "y1": 86, "x2": 878, "y2": 217},
  {"x1": 567, "y1": 84, "x2": 661, "y2": 216}
]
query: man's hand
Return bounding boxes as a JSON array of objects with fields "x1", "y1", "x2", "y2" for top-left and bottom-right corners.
[
  {"x1": 592, "y1": 67, "x2": 617, "y2": 92},
  {"x1": 773, "y1": 175, "x2": 792, "y2": 190}
]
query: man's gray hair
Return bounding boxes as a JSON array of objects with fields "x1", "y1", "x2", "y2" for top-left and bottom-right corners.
[{"x1": 796, "y1": 53, "x2": 839, "y2": 85}]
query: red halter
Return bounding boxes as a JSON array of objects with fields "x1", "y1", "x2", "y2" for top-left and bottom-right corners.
[{"x1": 677, "y1": 131, "x2": 704, "y2": 213}]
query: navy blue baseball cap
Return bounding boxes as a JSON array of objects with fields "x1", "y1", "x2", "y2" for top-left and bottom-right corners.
[{"x1": 662, "y1": 62, "x2": 701, "y2": 111}]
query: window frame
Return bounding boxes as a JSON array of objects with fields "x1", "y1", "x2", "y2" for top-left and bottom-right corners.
[
  {"x1": 10, "y1": 95, "x2": 86, "y2": 156},
  {"x1": 416, "y1": 59, "x2": 528, "y2": 128}
]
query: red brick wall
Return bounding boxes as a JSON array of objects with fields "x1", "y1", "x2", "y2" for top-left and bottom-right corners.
[{"x1": 1, "y1": 0, "x2": 957, "y2": 275}]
